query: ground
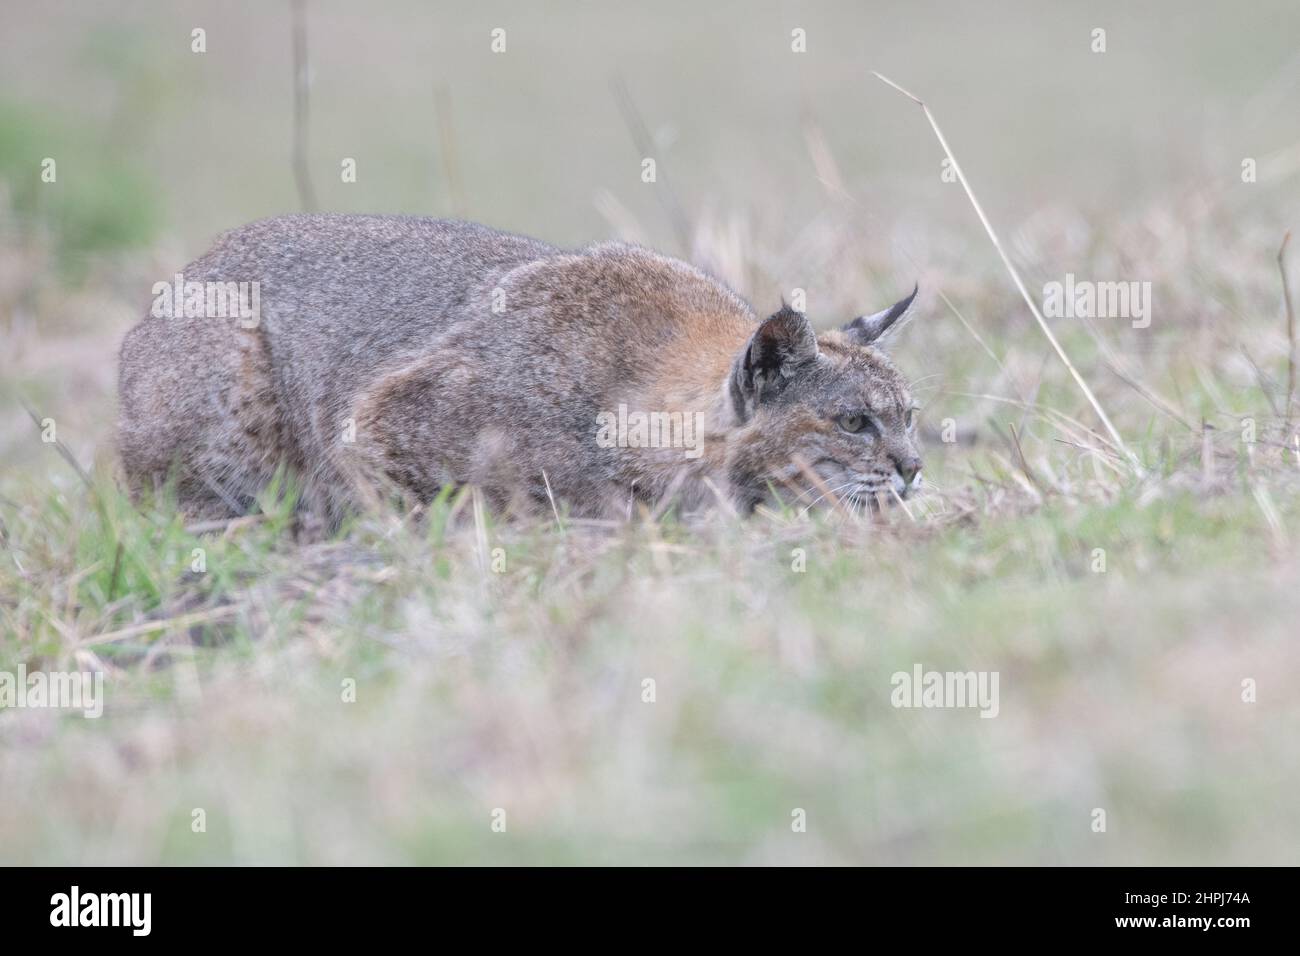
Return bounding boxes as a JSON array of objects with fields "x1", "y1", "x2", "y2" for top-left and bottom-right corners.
[{"x1": 2, "y1": 0, "x2": 1299, "y2": 864}]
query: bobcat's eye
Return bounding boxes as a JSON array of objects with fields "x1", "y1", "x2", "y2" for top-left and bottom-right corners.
[
  {"x1": 905, "y1": 408, "x2": 914, "y2": 428},
  {"x1": 836, "y1": 413, "x2": 873, "y2": 434}
]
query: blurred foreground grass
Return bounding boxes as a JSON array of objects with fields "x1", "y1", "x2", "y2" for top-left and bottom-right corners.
[
  {"x1": 1, "y1": 457, "x2": 1297, "y2": 864},
  {"x1": 2, "y1": 0, "x2": 1300, "y2": 865}
]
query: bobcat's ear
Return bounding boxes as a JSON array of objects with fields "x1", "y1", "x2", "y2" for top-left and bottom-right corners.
[
  {"x1": 841, "y1": 283, "x2": 919, "y2": 346},
  {"x1": 730, "y1": 305, "x2": 818, "y2": 420}
]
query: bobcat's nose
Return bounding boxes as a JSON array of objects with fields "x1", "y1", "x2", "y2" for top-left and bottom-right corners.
[{"x1": 893, "y1": 455, "x2": 921, "y2": 487}]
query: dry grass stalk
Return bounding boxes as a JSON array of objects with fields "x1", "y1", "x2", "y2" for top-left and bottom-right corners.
[
  {"x1": 872, "y1": 71, "x2": 1136, "y2": 472},
  {"x1": 80, "y1": 605, "x2": 243, "y2": 648},
  {"x1": 790, "y1": 453, "x2": 852, "y2": 518},
  {"x1": 1278, "y1": 231, "x2": 1295, "y2": 420},
  {"x1": 290, "y1": 0, "x2": 318, "y2": 211},
  {"x1": 434, "y1": 85, "x2": 465, "y2": 217},
  {"x1": 611, "y1": 74, "x2": 692, "y2": 254}
]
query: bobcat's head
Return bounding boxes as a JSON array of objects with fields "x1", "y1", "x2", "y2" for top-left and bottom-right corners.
[{"x1": 725, "y1": 286, "x2": 922, "y2": 513}]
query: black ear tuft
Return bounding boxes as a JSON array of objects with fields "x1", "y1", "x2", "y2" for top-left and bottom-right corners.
[
  {"x1": 841, "y1": 283, "x2": 919, "y2": 346},
  {"x1": 730, "y1": 306, "x2": 818, "y2": 421}
]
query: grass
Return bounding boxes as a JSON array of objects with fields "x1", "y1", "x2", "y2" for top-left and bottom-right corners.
[
  {"x1": 5, "y1": 195, "x2": 1300, "y2": 863},
  {"x1": 3, "y1": 0, "x2": 1300, "y2": 865},
  {"x1": 2, "y1": 393, "x2": 1299, "y2": 863}
]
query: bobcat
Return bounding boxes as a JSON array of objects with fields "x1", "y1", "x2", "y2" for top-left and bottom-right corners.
[{"x1": 118, "y1": 215, "x2": 922, "y2": 522}]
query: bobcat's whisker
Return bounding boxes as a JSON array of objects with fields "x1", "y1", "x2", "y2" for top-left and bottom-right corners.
[{"x1": 798, "y1": 480, "x2": 858, "y2": 518}]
